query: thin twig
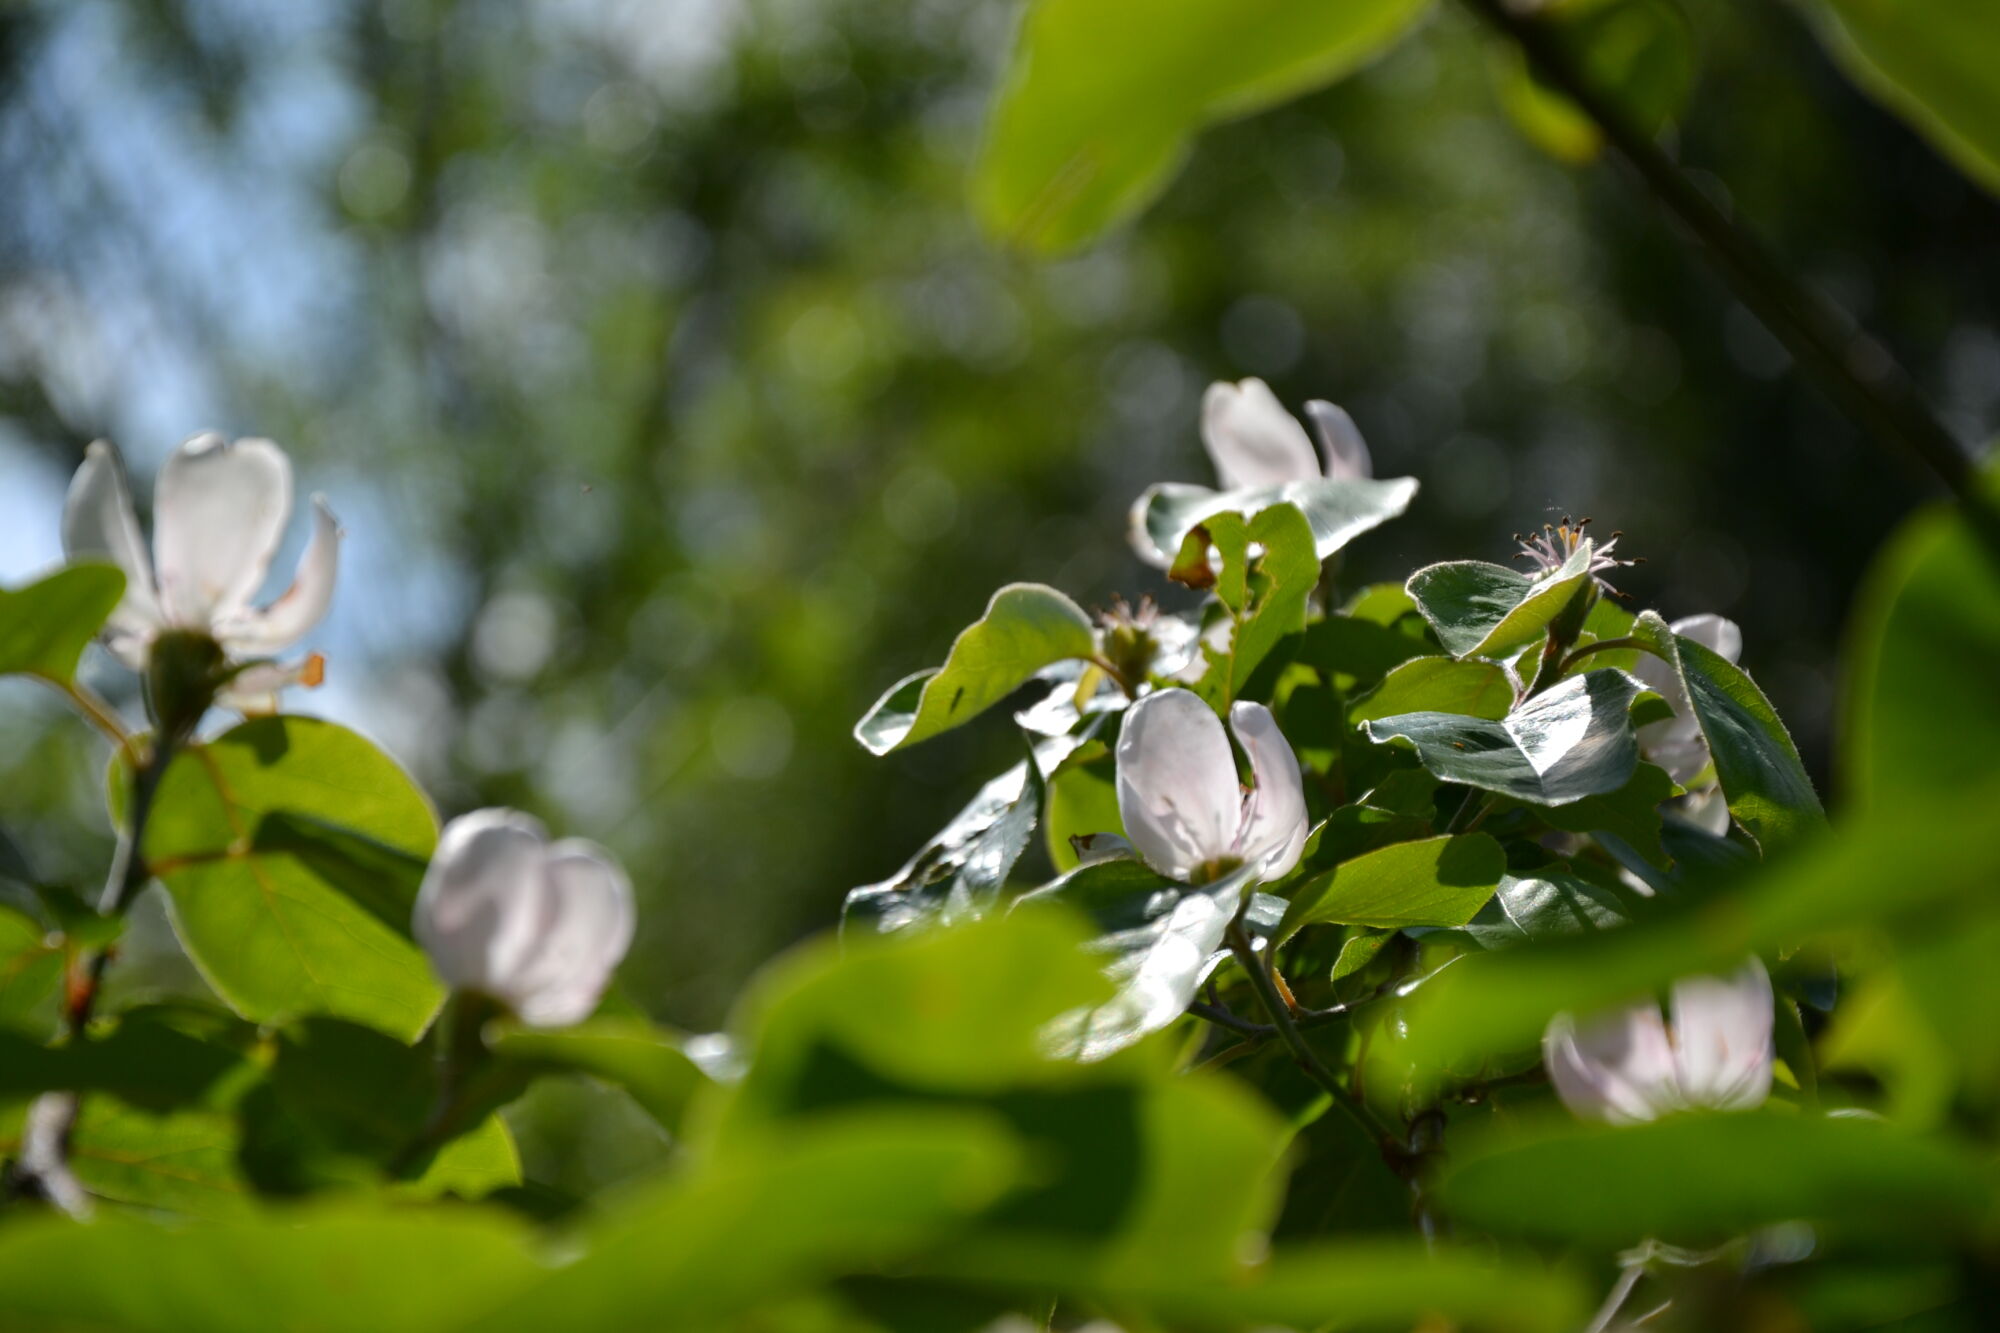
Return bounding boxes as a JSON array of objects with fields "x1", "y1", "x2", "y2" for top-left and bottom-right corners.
[
  {"x1": 1187, "y1": 1001, "x2": 1274, "y2": 1038},
  {"x1": 1583, "y1": 1263, "x2": 1647, "y2": 1333},
  {"x1": 1458, "y1": 0, "x2": 2000, "y2": 551}
]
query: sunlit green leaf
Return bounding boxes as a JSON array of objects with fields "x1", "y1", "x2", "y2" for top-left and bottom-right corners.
[
  {"x1": 974, "y1": 0, "x2": 1434, "y2": 251},
  {"x1": 1042, "y1": 740, "x2": 1121, "y2": 874},
  {"x1": 139, "y1": 715, "x2": 443, "y2": 1040},
  {"x1": 844, "y1": 756, "x2": 1044, "y2": 934},
  {"x1": 854, "y1": 584, "x2": 1097, "y2": 755},
  {"x1": 1132, "y1": 475, "x2": 1418, "y2": 570},
  {"x1": 1805, "y1": 0, "x2": 2000, "y2": 197},
  {"x1": 1631, "y1": 611, "x2": 1824, "y2": 850},
  {"x1": 1442, "y1": 1111, "x2": 1994, "y2": 1244},
  {"x1": 1529, "y1": 760, "x2": 1675, "y2": 862},
  {"x1": 1362, "y1": 668, "x2": 1645, "y2": 804},
  {"x1": 0, "y1": 563, "x2": 126, "y2": 685},
  {"x1": 1453, "y1": 869, "x2": 1638, "y2": 949},
  {"x1": 1406, "y1": 541, "x2": 1594, "y2": 660},
  {"x1": 1283, "y1": 834, "x2": 1505, "y2": 934},
  {"x1": 1178, "y1": 504, "x2": 1319, "y2": 707},
  {"x1": 1349, "y1": 655, "x2": 1514, "y2": 723},
  {"x1": 0, "y1": 903, "x2": 62, "y2": 1035}
]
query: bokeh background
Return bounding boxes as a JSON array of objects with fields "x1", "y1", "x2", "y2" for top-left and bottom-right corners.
[{"x1": 2, "y1": 0, "x2": 1997, "y2": 1182}]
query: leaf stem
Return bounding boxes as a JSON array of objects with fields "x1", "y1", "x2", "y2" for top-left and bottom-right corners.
[{"x1": 1458, "y1": 0, "x2": 2000, "y2": 547}]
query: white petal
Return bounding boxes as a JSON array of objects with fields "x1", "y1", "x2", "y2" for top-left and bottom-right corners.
[
  {"x1": 1116, "y1": 689, "x2": 1242, "y2": 882},
  {"x1": 215, "y1": 653, "x2": 324, "y2": 715},
  {"x1": 1543, "y1": 1002, "x2": 1680, "y2": 1124},
  {"x1": 1671, "y1": 613, "x2": 1742, "y2": 665},
  {"x1": 153, "y1": 434, "x2": 293, "y2": 627},
  {"x1": 1228, "y1": 701, "x2": 1307, "y2": 879},
  {"x1": 1303, "y1": 400, "x2": 1373, "y2": 480},
  {"x1": 1200, "y1": 379, "x2": 1321, "y2": 490},
  {"x1": 413, "y1": 809, "x2": 550, "y2": 999},
  {"x1": 216, "y1": 495, "x2": 340, "y2": 655},
  {"x1": 1670, "y1": 959, "x2": 1773, "y2": 1111},
  {"x1": 508, "y1": 839, "x2": 635, "y2": 1028},
  {"x1": 61, "y1": 440, "x2": 163, "y2": 644}
]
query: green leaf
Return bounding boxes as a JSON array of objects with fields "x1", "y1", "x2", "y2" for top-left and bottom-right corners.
[
  {"x1": 1442, "y1": 1111, "x2": 1994, "y2": 1245},
  {"x1": 1842, "y1": 499, "x2": 2000, "y2": 809},
  {"x1": 0, "y1": 903, "x2": 62, "y2": 1035},
  {"x1": 1041, "y1": 741, "x2": 1120, "y2": 874},
  {"x1": 1804, "y1": 0, "x2": 2000, "y2": 197},
  {"x1": 241, "y1": 1017, "x2": 518, "y2": 1199},
  {"x1": 1406, "y1": 540, "x2": 1595, "y2": 660},
  {"x1": 1178, "y1": 504, "x2": 1319, "y2": 707},
  {"x1": 844, "y1": 757, "x2": 1045, "y2": 934},
  {"x1": 64, "y1": 1100, "x2": 257, "y2": 1220},
  {"x1": 1017, "y1": 860, "x2": 1272, "y2": 1061},
  {"x1": 1454, "y1": 869, "x2": 1638, "y2": 950},
  {"x1": 1362, "y1": 668, "x2": 1646, "y2": 805},
  {"x1": 0, "y1": 562, "x2": 126, "y2": 683},
  {"x1": 854, "y1": 584, "x2": 1096, "y2": 755},
  {"x1": 1132, "y1": 475, "x2": 1418, "y2": 570},
  {"x1": 973, "y1": 0, "x2": 1434, "y2": 251},
  {"x1": 0, "y1": 1203, "x2": 541, "y2": 1333},
  {"x1": 1294, "y1": 613, "x2": 1431, "y2": 689},
  {"x1": 1349, "y1": 655, "x2": 1515, "y2": 723},
  {"x1": 0, "y1": 1012, "x2": 246, "y2": 1112},
  {"x1": 139, "y1": 716, "x2": 444, "y2": 1040},
  {"x1": 1283, "y1": 834, "x2": 1505, "y2": 934},
  {"x1": 1529, "y1": 760, "x2": 1675, "y2": 862},
  {"x1": 487, "y1": 1020, "x2": 714, "y2": 1133},
  {"x1": 1490, "y1": 0, "x2": 1696, "y2": 164},
  {"x1": 461, "y1": 1111, "x2": 1026, "y2": 1333},
  {"x1": 1631, "y1": 611, "x2": 1824, "y2": 850}
]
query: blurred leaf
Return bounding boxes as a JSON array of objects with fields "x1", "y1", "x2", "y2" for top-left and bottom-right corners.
[
  {"x1": 974, "y1": 0, "x2": 1434, "y2": 250},
  {"x1": 0, "y1": 1011, "x2": 246, "y2": 1112},
  {"x1": 0, "y1": 902, "x2": 62, "y2": 1035},
  {"x1": 1283, "y1": 834, "x2": 1505, "y2": 933},
  {"x1": 1132, "y1": 476, "x2": 1419, "y2": 570},
  {"x1": 0, "y1": 563, "x2": 125, "y2": 684},
  {"x1": 1406, "y1": 543, "x2": 1593, "y2": 660},
  {"x1": 854, "y1": 584, "x2": 1096, "y2": 755},
  {"x1": 1491, "y1": 0, "x2": 1696, "y2": 164},
  {"x1": 462, "y1": 1111, "x2": 1025, "y2": 1333},
  {"x1": 140, "y1": 716, "x2": 443, "y2": 1040},
  {"x1": 1530, "y1": 760, "x2": 1674, "y2": 862},
  {"x1": 1631, "y1": 611, "x2": 1825, "y2": 849},
  {"x1": 1179, "y1": 504, "x2": 1318, "y2": 706},
  {"x1": 1842, "y1": 498, "x2": 2000, "y2": 809},
  {"x1": 1441, "y1": 1110, "x2": 1994, "y2": 1244},
  {"x1": 1017, "y1": 860, "x2": 1269, "y2": 1061},
  {"x1": 1804, "y1": 0, "x2": 2000, "y2": 197},
  {"x1": 844, "y1": 757, "x2": 1044, "y2": 935},
  {"x1": 63, "y1": 1099, "x2": 256, "y2": 1220},
  {"x1": 1362, "y1": 668, "x2": 1645, "y2": 804},
  {"x1": 0, "y1": 1203, "x2": 540, "y2": 1333},
  {"x1": 487, "y1": 1020, "x2": 713, "y2": 1134},
  {"x1": 1349, "y1": 655, "x2": 1515, "y2": 723}
]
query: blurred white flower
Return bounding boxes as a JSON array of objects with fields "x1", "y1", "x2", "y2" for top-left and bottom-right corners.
[
  {"x1": 1115, "y1": 688, "x2": 1307, "y2": 884},
  {"x1": 1543, "y1": 959, "x2": 1774, "y2": 1124},
  {"x1": 414, "y1": 808, "x2": 635, "y2": 1028},
  {"x1": 61, "y1": 434, "x2": 339, "y2": 711},
  {"x1": 1632, "y1": 613, "x2": 1743, "y2": 784},
  {"x1": 1201, "y1": 377, "x2": 1372, "y2": 487}
]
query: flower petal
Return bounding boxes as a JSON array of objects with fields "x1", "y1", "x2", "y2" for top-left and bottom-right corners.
[
  {"x1": 1116, "y1": 688, "x2": 1242, "y2": 882},
  {"x1": 413, "y1": 809, "x2": 550, "y2": 1000},
  {"x1": 1303, "y1": 400, "x2": 1373, "y2": 480},
  {"x1": 153, "y1": 433, "x2": 293, "y2": 627},
  {"x1": 508, "y1": 839, "x2": 635, "y2": 1028},
  {"x1": 216, "y1": 494, "x2": 340, "y2": 655},
  {"x1": 1543, "y1": 1001, "x2": 1680, "y2": 1124},
  {"x1": 1228, "y1": 701, "x2": 1307, "y2": 879},
  {"x1": 215, "y1": 653, "x2": 325, "y2": 715},
  {"x1": 61, "y1": 440, "x2": 164, "y2": 650},
  {"x1": 1670, "y1": 959, "x2": 1774, "y2": 1112},
  {"x1": 1200, "y1": 379, "x2": 1320, "y2": 490}
]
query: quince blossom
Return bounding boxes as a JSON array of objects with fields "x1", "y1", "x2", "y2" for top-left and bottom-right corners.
[
  {"x1": 61, "y1": 433, "x2": 339, "y2": 711},
  {"x1": 1201, "y1": 376, "x2": 1372, "y2": 488},
  {"x1": 1543, "y1": 959, "x2": 1774, "y2": 1124},
  {"x1": 1115, "y1": 687, "x2": 1308, "y2": 885}
]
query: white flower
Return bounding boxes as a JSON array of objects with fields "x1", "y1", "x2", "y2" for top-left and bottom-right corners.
[
  {"x1": 1632, "y1": 613, "x2": 1743, "y2": 785},
  {"x1": 414, "y1": 809, "x2": 636, "y2": 1029},
  {"x1": 61, "y1": 434, "x2": 340, "y2": 710},
  {"x1": 1543, "y1": 959, "x2": 1774, "y2": 1125},
  {"x1": 1115, "y1": 688, "x2": 1307, "y2": 884},
  {"x1": 1201, "y1": 377, "x2": 1373, "y2": 488}
]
